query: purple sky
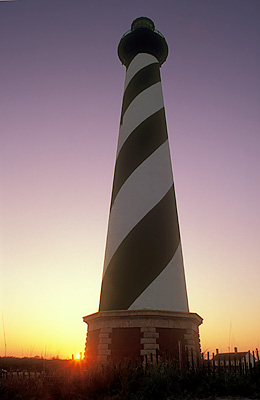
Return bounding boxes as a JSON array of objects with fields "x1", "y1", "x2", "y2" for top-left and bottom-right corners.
[{"x1": 1, "y1": 0, "x2": 260, "y2": 358}]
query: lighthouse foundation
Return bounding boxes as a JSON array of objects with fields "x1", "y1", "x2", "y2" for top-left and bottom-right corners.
[{"x1": 83, "y1": 310, "x2": 202, "y2": 366}]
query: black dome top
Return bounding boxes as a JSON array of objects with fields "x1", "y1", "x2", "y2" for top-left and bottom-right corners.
[{"x1": 131, "y1": 17, "x2": 155, "y2": 32}]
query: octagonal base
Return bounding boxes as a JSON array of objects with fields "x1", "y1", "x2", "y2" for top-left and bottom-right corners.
[{"x1": 83, "y1": 309, "x2": 202, "y2": 366}]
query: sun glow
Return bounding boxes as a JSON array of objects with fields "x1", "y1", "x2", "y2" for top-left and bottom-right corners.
[{"x1": 75, "y1": 353, "x2": 81, "y2": 360}]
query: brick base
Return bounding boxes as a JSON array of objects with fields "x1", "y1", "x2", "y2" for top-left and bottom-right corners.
[{"x1": 83, "y1": 310, "x2": 202, "y2": 365}]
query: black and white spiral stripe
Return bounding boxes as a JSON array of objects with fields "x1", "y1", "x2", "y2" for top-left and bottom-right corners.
[{"x1": 99, "y1": 53, "x2": 189, "y2": 312}]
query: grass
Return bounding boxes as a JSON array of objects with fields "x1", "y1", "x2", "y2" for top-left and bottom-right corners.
[{"x1": 1, "y1": 357, "x2": 260, "y2": 399}]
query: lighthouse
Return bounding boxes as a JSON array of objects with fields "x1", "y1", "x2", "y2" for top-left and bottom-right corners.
[{"x1": 83, "y1": 17, "x2": 202, "y2": 365}]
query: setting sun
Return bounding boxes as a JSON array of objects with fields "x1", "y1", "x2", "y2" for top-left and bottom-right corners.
[{"x1": 75, "y1": 353, "x2": 80, "y2": 360}]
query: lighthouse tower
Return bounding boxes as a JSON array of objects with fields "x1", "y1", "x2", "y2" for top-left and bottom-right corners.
[{"x1": 83, "y1": 17, "x2": 202, "y2": 365}]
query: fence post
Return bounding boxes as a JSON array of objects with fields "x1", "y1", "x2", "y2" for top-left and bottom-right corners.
[
  {"x1": 178, "y1": 341, "x2": 182, "y2": 370},
  {"x1": 244, "y1": 354, "x2": 247, "y2": 375},
  {"x1": 191, "y1": 347, "x2": 194, "y2": 370},
  {"x1": 186, "y1": 348, "x2": 189, "y2": 370},
  {"x1": 256, "y1": 348, "x2": 259, "y2": 362},
  {"x1": 207, "y1": 351, "x2": 210, "y2": 374},
  {"x1": 239, "y1": 356, "x2": 242, "y2": 375},
  {"x1": 248, "y1": 350, "x2": 252, "y2": 375},
  {"x1": 253, "y1": 350, "x2": 256, "y2": 369}
]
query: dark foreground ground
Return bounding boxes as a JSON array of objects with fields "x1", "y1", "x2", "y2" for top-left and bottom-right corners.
[{"x1": 1, "y1": 357, "x2": 260, "y2": 399}]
